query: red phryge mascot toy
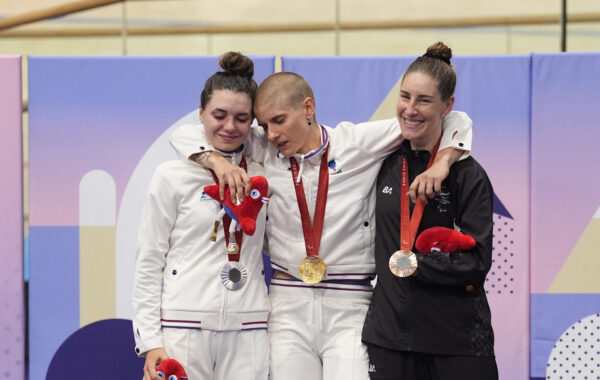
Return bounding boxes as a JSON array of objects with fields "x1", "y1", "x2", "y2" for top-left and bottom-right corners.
[
  {"x1": 203, "y1": 176, "x2": 269, "y2": 237},
  {"x1": 415, "y1": 226, "x2": 476, "y2": 253},
  {"x1": 156, "y1": 358, "x2": 188, "y2": 380},
  {"x1": 203, "y1": 175, "x2": 269, "y2": 291}
]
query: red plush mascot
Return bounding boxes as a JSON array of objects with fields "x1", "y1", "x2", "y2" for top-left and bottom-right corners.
[
  {"x1": 415, "y1": 226, "x2": 476, "y2": 253},
  {"x1": 156, "y1": 358, "x2": 188, "y2": 380},
  {"x1": 203, "y1": 176, "x2": 269, "y2": 237}
]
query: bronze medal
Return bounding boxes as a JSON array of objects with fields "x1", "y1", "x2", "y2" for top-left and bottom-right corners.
[{"x1": 389, "y1": 250, "x2": 417, "y2": 277}]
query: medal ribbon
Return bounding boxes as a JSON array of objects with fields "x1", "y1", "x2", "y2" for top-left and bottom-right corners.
[
  {"x1": 210, "y1": 156, "x2": 247, "y2": 262},
  {"x1": 289, "y1": 145, "x2": 330, "y2": 258},
  {"x1": 400, "y1": 136, "x2": 442, "y2": 251}
]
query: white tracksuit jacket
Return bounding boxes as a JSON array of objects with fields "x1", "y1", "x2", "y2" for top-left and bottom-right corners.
[
  {"x1": 132, "y1": 146, "x2": 269, "y2": 356},
  {"x1": 169, "y1": 113, "x2": 472, "y2": 285}
]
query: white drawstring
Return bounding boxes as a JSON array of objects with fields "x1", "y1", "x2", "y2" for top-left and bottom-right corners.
[
  {"x1": 296, "y1": 156, "x2": 305, "y2": 184},
  {"x1": 229, "y1": 219, "x2": 238, "y2": 235}
]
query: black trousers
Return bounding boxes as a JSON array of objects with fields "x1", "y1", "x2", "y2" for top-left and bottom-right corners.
[{"x1": 366, "y1": 344, "x2": 499, "y2": 380}]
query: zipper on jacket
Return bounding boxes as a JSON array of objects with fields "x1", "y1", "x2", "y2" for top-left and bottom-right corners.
[
  {"x1": 221, "y1": 284, "x2": 228, "y2": 330},
  {"x1": 406, "y1": 277, "x2": 413, "y2": 351}
]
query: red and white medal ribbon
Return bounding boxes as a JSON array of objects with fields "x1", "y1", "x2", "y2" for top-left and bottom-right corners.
[{"x1": 389, "y1": 136, "x2": 441, "y2": 277}]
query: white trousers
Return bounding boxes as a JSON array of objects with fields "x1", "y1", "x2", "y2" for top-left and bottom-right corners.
[
  {"x1": 162, "y1": 327, "x2": 269, "y2": 380},
  {"x1": 268, "y1": 281, "x2": 372, "y2": 380}
]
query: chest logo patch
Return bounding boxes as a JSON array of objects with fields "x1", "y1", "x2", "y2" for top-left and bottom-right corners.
[
  {"x1": 434, "y1": 191, "x2": 451, "y2": 212},
  {"x1": 328, "y1": 160, "x2": 343, "y2": 175},
  {"x1": 382, "y1": 186, "x2": 393, "y2": 194}
]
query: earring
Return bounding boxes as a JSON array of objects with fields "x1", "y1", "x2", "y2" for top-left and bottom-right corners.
[{"x1": 308, "y1": 120, "x2": 312, "y2": 126}]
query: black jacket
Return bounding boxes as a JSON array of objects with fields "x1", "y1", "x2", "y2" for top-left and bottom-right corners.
[{"x1": 362, "y1": 140, "x2": 495, "y2": 357}]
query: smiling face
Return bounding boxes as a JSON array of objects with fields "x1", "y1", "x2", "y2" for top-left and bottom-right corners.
[
  {"x1": 200, "y1": 89, "x2": 253, "y2": 152},
  {"x1": 397, "y1": 71, "x2": 455, "y2": 151},
  {"x1": 254, "y1": 96, "x2": 320, "y2": 157}
]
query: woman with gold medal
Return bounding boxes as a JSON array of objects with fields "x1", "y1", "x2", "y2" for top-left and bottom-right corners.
[
  {"x1": 132, "y1": 52, "x2": 270, "y2": 380},
  {"x1": 361, "y1": 42, "x2": 498, "y2": 380}
]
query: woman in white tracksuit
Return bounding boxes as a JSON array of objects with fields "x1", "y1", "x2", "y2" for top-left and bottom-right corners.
[
  {"x1": 132, "y1": 52, "x2": 270, "y2": 380},
  {"x1": 169, "y1": 71, "x2": 473, "y2": 380}
]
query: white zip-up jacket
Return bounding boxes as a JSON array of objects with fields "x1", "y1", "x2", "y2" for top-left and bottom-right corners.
[
  {"x1": 169, "y1": 114, "x2": 471, "y2": 285},
  {"x1": 132, "y1": 143, "x2": 269, "y2": 356}
]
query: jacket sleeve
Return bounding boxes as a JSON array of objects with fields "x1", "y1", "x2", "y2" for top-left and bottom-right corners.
[
  {"x1": 413, "y1": 163, "x2": 493, "y2": 287},
  {"x1": 131, "y1": 164, "x2": 178, "y2": 356},
  {"x1": 342, "y1": 110, "x2": 472, "y2": 164},
  {"x1": 168, "y1": 122, "x2": 268, "y2": 165},
  {"x1": 439, "y1": 111, "x2": 472, "y2": 158}
]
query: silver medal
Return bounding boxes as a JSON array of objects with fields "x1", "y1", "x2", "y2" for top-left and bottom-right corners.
[{"x1": 220, "y1": 261, "x2": 248, "y2": 290}]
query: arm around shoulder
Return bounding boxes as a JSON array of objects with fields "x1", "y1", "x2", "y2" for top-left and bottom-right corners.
[
  {"x1": 336, "y1": 117, "x2": 403, "y2": 161},
  {"x1": 169, "y1": 123, "x2": 207, "y2": 163},
  {"x1": 169, "y1": 123, "x2": 268, "y2": 165},
  {"x1": 439, "y1": 110, "x2": 472, "y2": 155},
  {"x1": 410, "y1": 111, "x2": 473, "y2": 202}
]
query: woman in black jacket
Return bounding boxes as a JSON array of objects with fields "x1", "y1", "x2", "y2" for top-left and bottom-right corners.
[{"x1": 362, "y1": 41, "x2": 498, "y2": 380}]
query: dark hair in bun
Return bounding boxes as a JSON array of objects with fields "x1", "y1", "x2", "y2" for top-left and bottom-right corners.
[
  {"x1": 200, "y1": 52, "x2": 258, "y2": 110},
  {"x1": 403, "y1": 41, "x2": 456, "y2": 101},
  {"x1": 219, "y1": 51, "x2": 254, "y2": 78}
]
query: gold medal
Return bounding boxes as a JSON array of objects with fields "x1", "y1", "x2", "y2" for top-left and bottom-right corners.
[
  {"x1": 298, "y1": 256, "x2": 326, "y2": 284},
  {"x1": 389, "y1": 250, "x2": 417, "y2": 277},
  {"x1": 220, "y1": 261, "x2": 248, "y2": 290}
]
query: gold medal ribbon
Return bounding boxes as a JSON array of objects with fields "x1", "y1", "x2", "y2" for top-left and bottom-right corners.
[{"x1": 289, "y1": 146, "x2": 330, "y2": 260}]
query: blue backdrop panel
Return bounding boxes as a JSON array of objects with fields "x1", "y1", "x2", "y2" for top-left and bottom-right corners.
[
  {"x1": 27, "y1": 52, "x2": 600, "y2": 380},
  {"x1": 29, "y1": 227, "x2": 79, "y2": 380},
  {"x1": 283, "y1": 56, "x2": 413, "y2": 125},
  {"x1": 530, "y1": 52, "x2": 600, "y2": 379},
  {"x1": 281, "y1": 55, "x2": 531, "y2": 380},
  {"x1": 28, "y1": 56, "x2": 275, "y2": 227},
  {"x1": 452, "y1": 55, "x2": 531, "y2": 380}
]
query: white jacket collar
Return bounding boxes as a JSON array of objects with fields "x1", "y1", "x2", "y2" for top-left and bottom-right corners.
[
  {"x1": 214, "y1": 144, "x2": 246, "y2": 166},
  {"x1": 278, "y1": 126, "x2": 329, "y2": 183},
  {"x1": 277, "y1": 125, "x2": 329, "y2": 162}
]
